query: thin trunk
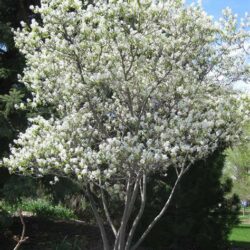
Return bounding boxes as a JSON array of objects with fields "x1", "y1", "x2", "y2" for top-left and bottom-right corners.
[
  {"x1": 100, "y1": 185, "x2": 117, "y2": 236},
  {"x1": 118, "y1": 174, "x2": 141, "y2": 250},
  {"x1": 86, "y1": 186, "x2": 110, "y2": 250},
  {"x1": 114, "y1": 175, "x2": 133, "y2": 250},
  {"x1": 125, "y1": 173, "x2": 147, "y2": 250},
  {"x1": 131, "y1": 170, "x2": 184, "y2": 250}
]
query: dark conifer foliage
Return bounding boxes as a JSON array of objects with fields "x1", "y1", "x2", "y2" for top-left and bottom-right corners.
[
  {"x1": 136, "y1": 151, "x2": 240, "y2": 250},
  {"x1": 0, "y1": 0, "x2": 40, "y2": 206},
  {"x1": 0, "y1": 0, "x2": 40, "y2": 157}
]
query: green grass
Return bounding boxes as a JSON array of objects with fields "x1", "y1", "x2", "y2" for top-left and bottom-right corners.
[
  {"x1": 229, "y1": 224, "x2": 250, "y2": 242},
  {"x1": 229, "y1": 207, "x2": 250, "y2": 248}
]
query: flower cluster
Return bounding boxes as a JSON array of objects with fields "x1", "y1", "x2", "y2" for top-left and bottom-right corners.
[{"x1": 2, "y1": 0, "x2": 250, "y2": 194}]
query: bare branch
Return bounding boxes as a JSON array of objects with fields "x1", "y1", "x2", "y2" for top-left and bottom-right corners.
[
  {"x1": 131, "y1": 169, "x2": 185, "y2": 250},
  {"x1": 120, "y1": 173, "x2": 141, "y2": 249},
  {"x1": 126, "y1": 174, "x2": 141, "y2": 222},
  {"x1": 125, "y1": 173, "x2": 147, "y2": 250},
  {"x1": 13, "y1": 211, "x2": 29, "y2": 250},
  {"x1": 114, "y1": 174, "x2": 133, "y2": 250},
  {"x1": 99, "y1": 179, "x2": 117, "y2": 236},
  {"x1": 86, "y1": 186, "x2": 110, "y2": 250}
]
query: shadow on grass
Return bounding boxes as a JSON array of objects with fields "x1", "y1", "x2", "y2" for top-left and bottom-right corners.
[
  {"x1": 235, "y1": 225, "x2": 250, "y2": 229},
  {"x1": 230, "y1": 241, "x2": 250, "y2": 248}
]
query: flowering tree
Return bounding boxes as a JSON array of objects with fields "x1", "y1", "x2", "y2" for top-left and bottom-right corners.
[{"x1": 1, "y1": 0, "x2": 250, "y2": 249}]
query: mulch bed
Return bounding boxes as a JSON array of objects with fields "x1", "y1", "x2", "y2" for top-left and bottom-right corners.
[{"x1": 0, "y1": 216, "x2": 104, "y2": 250}]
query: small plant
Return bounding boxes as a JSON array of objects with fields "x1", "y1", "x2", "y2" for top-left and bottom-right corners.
[
  {"x1": 20, "y1": 199, "x2": 77, "y2": 220},
  {"x1": 0, "y1": 198, "x2": 77, "y2": 220}
]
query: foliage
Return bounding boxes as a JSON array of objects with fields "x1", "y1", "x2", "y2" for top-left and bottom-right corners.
[
  {"x1": 0, "y1": 0, "x2": 38, "y2": 157},
  {"x1": 225, "y1": 120, "x2": 250, "y2": 200},
  {"x1": 0, "y1": 0, "x2": 85, "y2": 236},
  {"x1": 1, "y1": 0, "x2": 250, "y2": 249},
  {"x1": 0, "y1": 0, "x2": 40, "y2": 220},
  {"x1": 0, "y1": 0, "x2": 26, "y2": 89},
  {"x1": 1, "y1": 175, "x2": 38, "y2": 204},
  {"x1": 0, "y1": 89, "x2": 25, "y2": 117},
  {"x1": 136, "y1": 151, "x2": 240, "y2": 250},
  {"x1": 36, "y1": 175, "x2": 93, "y2": 220},
  {"x1": 0, "y1": 198, "x2": 77, "y2": 220},
  {"x1": 20, "y1": 199, "x2": 77, "y2": 220}
]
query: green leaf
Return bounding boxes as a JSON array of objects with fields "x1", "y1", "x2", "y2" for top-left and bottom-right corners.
[{"x1": 0, "y1": 88, "x2": 24, "y2": 116}]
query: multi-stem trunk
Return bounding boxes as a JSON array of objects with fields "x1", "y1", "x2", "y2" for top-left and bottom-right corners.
[{"x1": 87, "y1": 164, "x2": 191, "y2": 250}]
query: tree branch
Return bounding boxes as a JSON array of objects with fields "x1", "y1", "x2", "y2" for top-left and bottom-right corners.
[
  {"x1": 86, "y1": 185, "x2": 110, "y2": 250},
  {"x1": 125, "y1": 173, "x2": 147, "y2": 250},
  {"x1": 99, "y1": 180, "x2": 117, "y2": 236},
  {"x1": 13, "y1": 210, "x2": 29, "y2": 250},
  {"x1": 75, "y1": 57, "x2": 107, "y2": 136},
  {"x1": 131, "y1": 169, "x2": 185, "y2": 250},
  {"x1": 119, "y1": 173, "x2": 141, "y2": 249},
  {"x1": 114, "y1": 174, "x2": 133, "y2": 250}
]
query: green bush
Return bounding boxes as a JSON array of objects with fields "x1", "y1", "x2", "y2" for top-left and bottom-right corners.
[
  {"x1": 0, "y1": 198, "x2": 77, "y2": 220},
  {"x1": 20, "y1": 199, "x2": 77, "y2": 220}
]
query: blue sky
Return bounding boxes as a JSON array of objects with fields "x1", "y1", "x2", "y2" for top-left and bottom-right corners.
[
  {"x1": 186, "y1": 0, "x2": 250, "y2": 92},
  {"x1": 186, "y1": 0, "x2": 250, "y2": 19}
]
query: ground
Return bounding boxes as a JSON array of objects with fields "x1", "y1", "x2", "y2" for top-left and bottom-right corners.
[
  {"x1": 229, "y1": 207, "x2": 250, "y2": 250},
  {"x1": 0, "y1": 217, "x2": 103, "y2": 250},
  {"x1": 0, "y1": 208, "x2": 250, "y2": 250}
]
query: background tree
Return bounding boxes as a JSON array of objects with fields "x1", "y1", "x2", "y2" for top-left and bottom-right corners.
[
  {"x1": 0, "y1": 0, "x2": 40, "y2": 158},
  {"x1": 0, "y1": 0, "x2": 91, "y2": 228},
  {"x1": 0, "y1": 1, "x2": 71, "y2": 236},
  {"x1": 0, "y1": 0, "x2": 41, "y2": 224},
  {"x1": 1, "y1": 1, "x2": 249, "y2": 250},
  {"x1": 224, "y1": 121, "x2": 250, "y2": 201}
]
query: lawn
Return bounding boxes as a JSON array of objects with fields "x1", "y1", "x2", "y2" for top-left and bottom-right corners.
[
  {"x1": 229, "y1": 224, "x2": 250, "y2": 248},
  {"x1": 229, "y1": 207, "x2": 250, "y2": 249}
]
